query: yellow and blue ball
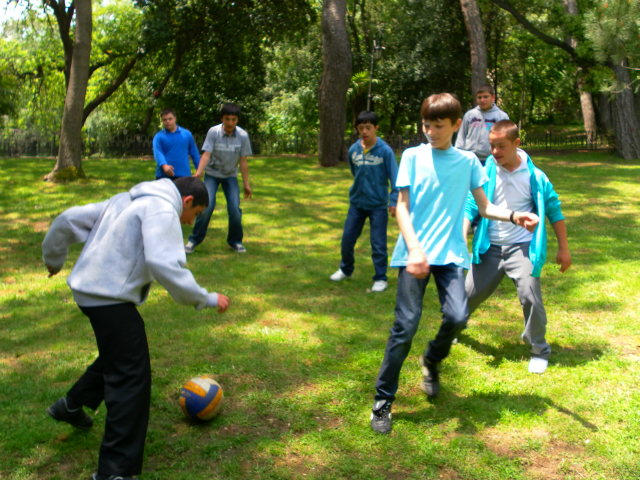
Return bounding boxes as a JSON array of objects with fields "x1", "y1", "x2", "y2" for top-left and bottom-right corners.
[{"x1": 179, "y1": 376, "x2": 224, "y2": 421}]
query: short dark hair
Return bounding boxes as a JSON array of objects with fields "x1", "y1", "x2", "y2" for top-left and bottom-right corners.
[
  {"x1": 220, "y1": 103, "x2": 241, "y2": 118},
  {"x1": 173, "y1": 177, "x2": 209, "y2": 208},
  {"x1": 476, "y1": 84, "x2": 495, "y2": 96},
  {"x1": 421, "y1": 93, "x2": 462, "y2": 124},
  {"x1": 160, "y1": 108, "x2": 176, "y2": 117},
  {"x1": 355, "y1": 111, "x2": 378, "y2": 127},
  {"x1": 491, "y1": 120, "x2": 519, "y2": 141}
]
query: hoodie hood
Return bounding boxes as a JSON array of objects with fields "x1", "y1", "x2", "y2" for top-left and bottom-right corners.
[{"x1": 129, "y1": 178, "x2": 183, "y2": 217}]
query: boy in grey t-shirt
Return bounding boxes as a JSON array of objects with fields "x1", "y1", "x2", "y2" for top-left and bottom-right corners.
[{"x1": 187, "y1": 103, "x2": 253, "y2": 253}]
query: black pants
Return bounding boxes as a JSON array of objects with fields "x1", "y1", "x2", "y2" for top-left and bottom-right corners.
[{"x1": 67, "y1": 303, "x2": 151, "y2": 477}]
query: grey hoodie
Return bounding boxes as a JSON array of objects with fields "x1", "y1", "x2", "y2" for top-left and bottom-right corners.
[
  {"x1": 455, "y1": 105, "x2": 509, "y2": 159},
  {"x1": 42, "y1": 179, "x2": 218, "y2": 309}
]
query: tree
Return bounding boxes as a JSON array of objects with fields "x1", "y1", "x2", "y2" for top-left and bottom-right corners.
[
  {"x1": 318, "y1": 0, "x2": 352, "y2": 167},
  {"x1": 460, "y1": 0, "x2": 488, "y2": 96},
  {"x1": 44, "y1": 0, "x2": 92, "y2": 182}
]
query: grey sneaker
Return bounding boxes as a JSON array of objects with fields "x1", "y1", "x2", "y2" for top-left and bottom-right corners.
[
  {"x1": 371, "y1": 280, "x2": 388, "y2": 292},
  {"x1": 184, "y1": 241, "x2": 196, "y2": 254},
  {"x1": 370, "y1": 400, "x2": 392, "y2": 434},
  {"x1": 419, "y1": 355, "x2": 440, "y2": 398},
  {"x1": 46, "y1": 397, "x2": 93, "y2": 430},
  {"x1": 230, "y1": 243, "x2": 247, "y2": 253}
]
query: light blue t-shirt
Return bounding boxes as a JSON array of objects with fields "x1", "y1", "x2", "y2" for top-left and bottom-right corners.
[
  {"x1": 390, "y1": 144, "x2": 488, "y2": 269},
  {"x1": 202, "y1": 124, "x2": 252, "y2": 178}
]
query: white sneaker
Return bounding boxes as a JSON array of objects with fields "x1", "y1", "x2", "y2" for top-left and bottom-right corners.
[
  {"x1": 330, "y1": 269, "x2": 351, "y2": 282},
  {"x1": 230, "y1": 243, "x2": 247, "y2": 253},
  {"x1": 371, "y1": 280, "x2": 388, "y2": 292},
  {"x1": 528, "y1": 357, "x2": 548, "y2": 374},
  {"x1": 185, "y1": 241, "x2": 196, "y2": 254}
]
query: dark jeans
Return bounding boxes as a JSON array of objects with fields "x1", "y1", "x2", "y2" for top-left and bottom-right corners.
[
  {"x1": 339, "y1": 204, "x2": 389, "y2": 281},
  {"x1": 189, "y1": 174, "x2": 243, "y2": 247},
  {"x1": 374, "y1": 264, "x2": 468, "y2": 402},
  {"x1": 67, "y1": 303, "x2": 151, "y2": 477}
]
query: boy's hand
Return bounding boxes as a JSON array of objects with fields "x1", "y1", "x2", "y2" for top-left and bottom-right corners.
[
  {"x1": 243, "y1": 185, "x2": 252, "y2": 199},
  {"x1": 389, "y1": 206, "x2": 397, "y2": 218},
  {"x1": 515, "y1": 212, "x2": 539, "y2": 232},
  {"x1": 217, "y1": 294, "x2": 230, "y2": 313},
  {"x1": 46, "y1": 265, "x2": 58, "y2": 278},
  {"x1": 406, "y1": 248, "x2": 429, "y2": 279},
  {"x1": 162, "y1": 164, "x2": 175, "y2": 177},
  {"x1": 556, "y1": 248, "x2": 572, "y2": 273}
]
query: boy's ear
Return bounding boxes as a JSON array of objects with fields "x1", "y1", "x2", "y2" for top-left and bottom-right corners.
[
  {"x1": 453, "y1": 118, "x2": 463, "y2": 131},
  {"x1": 375, "y1": 125, "x2": 379, "y2": 131},
  {"x1": 182, "y1": 195, "x2": 194, "y2": 209},
  {"x1": 514, "y1": 138, "x2": 521, "y2": 148}
]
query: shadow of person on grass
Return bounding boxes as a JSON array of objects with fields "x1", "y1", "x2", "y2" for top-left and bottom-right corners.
[
  {"x1": 455, "y1": 332, "x2": 605, "y2": 369},
  {"x1": 396, "y1": 392, "x2": 598, "y2": 435}
]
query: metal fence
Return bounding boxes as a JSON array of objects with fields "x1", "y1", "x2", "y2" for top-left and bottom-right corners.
[{"x1": 0, "y1": 131, "x2": 609, "y2": 158}]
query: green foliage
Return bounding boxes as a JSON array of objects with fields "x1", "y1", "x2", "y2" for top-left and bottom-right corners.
[
  {"x1": 584, "y1": 0, "x2": 640, "y2": 64},
  {"x1": 1, "y1": 152, "x2": 640, "y2": 478}
]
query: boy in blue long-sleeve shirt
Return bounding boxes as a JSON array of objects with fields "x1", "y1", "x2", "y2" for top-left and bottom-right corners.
[
  {"x1": 330, "y1": 111, "x2": 399, "y2": 293},
  {"x1": 464, "y1": 120, "x2": 571, "y2": 374},
  {"x1": 153, "y1": 108, "x2": 200, "y2": 180}
]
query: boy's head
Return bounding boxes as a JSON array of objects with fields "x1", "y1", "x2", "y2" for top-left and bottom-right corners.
[
  {"x1": 160, "y1": 108, "x2": 177, "y2": 132},
  {"x1": 476, "y1": 85, "x2": 496, "y2": 111},
  {"x1": 420, "y1": 93, "x2": 462, "y2": 150},
  {"x1": 174, "y1": 177, "x2": 209, "y2": 225},
  {"x1": 220, "y1": 103, "x2": 241, "y2": 135},
  {"x1": 355, "y1": 111, "x2": 379, "y2": 146},
  {"x1": 489, "y1": 120, "x2": 521, "y2": 168}
]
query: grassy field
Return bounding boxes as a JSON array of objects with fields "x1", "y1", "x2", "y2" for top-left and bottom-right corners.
[{"x1": 0, "y1": 152, "x2": 639, "y2": 480}]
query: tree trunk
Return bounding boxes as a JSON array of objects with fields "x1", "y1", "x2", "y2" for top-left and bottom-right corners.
[
  {"x1": 611, "y1": 59, "x2": 640, "y2": 159},
  {"x1": 596, "y1": 92, "x2": 613, "y2": 133},
  {"x1": 318, "y1": 0, "x2": 352, "y2": 167},
  {"x1": 45, "y1": 0, "x2": 92, "y2": 182},
  {"x1": 460, "y1": 0, "x2": 488, "y2": 97}
]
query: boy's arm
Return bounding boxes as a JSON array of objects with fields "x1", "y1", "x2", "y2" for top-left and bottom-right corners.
[
  {"x1": 142, "y1": 213, "x2": 229, "y2": 312},
  {"x1": 153, "y1": 135, "x2": 174, "y2": 177},
  {"x1": 188, "y1": 134, "x2": 201, "y2": 171},
  {"x1": 552, "y1": 219, "x2": 571, "y2": 273},
  {"x1": 463, "y1": 217, "x2": 472, "y2": 239},
  {"x1": 42, "y1": 201, "x2": 109, "y2": 276},
  {"x1": 194, "y1": 151, "x2": 211, "y2": 178},
  {"x1": 471, "y1": 187, "x2": 539, "y2": 232},
  {"x1": 239, "y1": 156, "x2": 252, "y2": 198},
  {"x1": 454, "y1": 115, "x2": 468, "y2": 149},
  {"x1": 396, "y1": 188, "x2": 429, "y2": 278}
]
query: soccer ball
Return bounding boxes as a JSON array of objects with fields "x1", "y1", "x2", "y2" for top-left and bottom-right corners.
[{"x1": 179, "y1": 376, "x2": 224, "y2": 421}]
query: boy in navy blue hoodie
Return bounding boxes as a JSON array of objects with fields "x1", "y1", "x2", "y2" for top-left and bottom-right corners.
[{"x1": 330, "y1": 111, "x2": 399, "y2": 292}]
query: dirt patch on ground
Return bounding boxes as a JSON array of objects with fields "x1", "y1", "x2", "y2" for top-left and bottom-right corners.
[{"x1": 481, "y1": 429, "x2": 594, "y2": 479}]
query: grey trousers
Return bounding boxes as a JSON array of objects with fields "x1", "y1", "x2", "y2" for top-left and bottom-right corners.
[{"x1": 465, "y1": 242, "x2": 551, "y2": 360}]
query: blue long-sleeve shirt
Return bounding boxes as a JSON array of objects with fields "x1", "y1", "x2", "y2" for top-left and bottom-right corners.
[
  {"x1": 465, "y1": 152, "x2": 564, "y2": 277},
  {"x1": 153, "y1": 126, "x2": 200, "y2": 179},
  {"x1": 347, "y1": 138, "x2": 399, "y2": 210}
]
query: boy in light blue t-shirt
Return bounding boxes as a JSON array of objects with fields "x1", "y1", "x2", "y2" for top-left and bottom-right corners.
[{"x1": 370, "y1": 93, "x2": 540, "y2": 434}]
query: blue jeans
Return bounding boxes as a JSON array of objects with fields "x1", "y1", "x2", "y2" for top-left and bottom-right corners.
[
  {"x1": 339, "y1": 204, "x2": 389, "y2": 281},
  {"x1": 374, "y1": 265, "x2": 468, "y2": 402},
  {"x1": 189, "y1": 174, "x2": 243, "y2": 247}
]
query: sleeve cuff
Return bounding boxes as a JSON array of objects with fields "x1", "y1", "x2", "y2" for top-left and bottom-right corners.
[{"x1": 205, "y1": 293, "x2": 219, "y2": 308}]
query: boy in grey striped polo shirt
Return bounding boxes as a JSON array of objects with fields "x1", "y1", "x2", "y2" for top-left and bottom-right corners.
[{"x1": 188, "y1": 103, "x2": 253, "y2": 253}]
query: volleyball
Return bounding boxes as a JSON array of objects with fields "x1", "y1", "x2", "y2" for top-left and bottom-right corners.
[{"x1": 179, "y1": 376, "x2": 224, "y2": 421}]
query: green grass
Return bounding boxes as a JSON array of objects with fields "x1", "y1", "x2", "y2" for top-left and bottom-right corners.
[{"x1": 1, "y1": 152, "x2": 639, "y2": 480}]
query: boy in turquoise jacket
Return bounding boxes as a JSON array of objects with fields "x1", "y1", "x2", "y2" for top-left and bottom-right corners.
[{"x1": 464, "y1": 120, "x2": 571, "y2": 374}]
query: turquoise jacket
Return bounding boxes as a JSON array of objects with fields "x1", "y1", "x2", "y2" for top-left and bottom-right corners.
[{"x1": 465, "y1": 152, "x2": 564, "y2": 277}]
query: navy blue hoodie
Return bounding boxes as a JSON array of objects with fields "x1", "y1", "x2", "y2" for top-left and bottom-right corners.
[{"x1": 347, "y1": 138, "x2": 399, "y2": 210}]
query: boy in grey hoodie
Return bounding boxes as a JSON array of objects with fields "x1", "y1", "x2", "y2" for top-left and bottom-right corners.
[
  {"x1": 42, "y1": 177, "x2": 229, "y2": 480},
  {"x1": 455, "y1": 85, "x2": 510, "y2": 165}
]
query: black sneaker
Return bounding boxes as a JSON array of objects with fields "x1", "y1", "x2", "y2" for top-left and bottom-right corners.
[
  {"x1": 46, "y1": 397, "x2": 93, "y2": 430},
  {"x1": 419, "y1": 355, "x2": 440, "y2": 398},
  {"x1": 370, "y1": 400, "x2": 392, "y2": 434},
  {"x1": 92, "y1": 474, "x2": 137, "y2": 480}
]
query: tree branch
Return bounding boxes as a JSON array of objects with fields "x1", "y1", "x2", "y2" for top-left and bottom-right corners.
[{"x1": 488, "y1": 0, "x2": 576, "y2": 58}]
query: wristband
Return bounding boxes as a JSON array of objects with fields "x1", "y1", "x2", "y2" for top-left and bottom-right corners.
[{"x1": 510, "y1": 211, "x2": 516, "y2": 225}]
